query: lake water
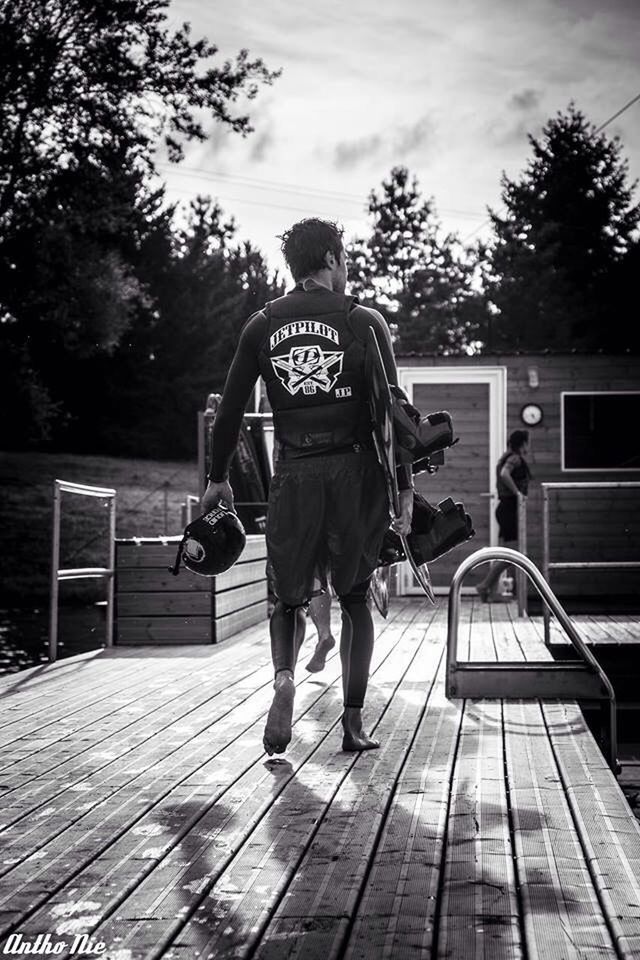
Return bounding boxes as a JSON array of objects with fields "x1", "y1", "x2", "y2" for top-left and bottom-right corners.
[{"x1": 0, "y1": 604, "x2": 106, "y2": 674}]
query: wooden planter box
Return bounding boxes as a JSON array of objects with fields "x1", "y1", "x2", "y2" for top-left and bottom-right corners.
[{"x1": 114, "y1": 534, "x2": 268, "y2": 645}]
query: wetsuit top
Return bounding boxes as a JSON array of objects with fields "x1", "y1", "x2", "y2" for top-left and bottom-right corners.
[
  {"x1": 496, "y1": 451, "x2": 531, "y2": 498},
  {"x1": 257, "y1": 283, "x2": 377, "y2": 457},
  {"x1": 209, "y1": 279, "x2": 403, "y2": 484}
]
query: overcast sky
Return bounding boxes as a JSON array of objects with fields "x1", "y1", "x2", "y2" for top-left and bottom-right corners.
[{"x1": 160, "y1": 0, "x2": 640, "y2": 276}]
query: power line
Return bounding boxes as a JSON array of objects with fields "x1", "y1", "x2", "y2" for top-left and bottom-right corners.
[
  {"x1": 156, "y1": 163, "x2": 367, "y2": 204},
  {"x1": 156, "y1": 163, "x2": 487, "y2": 221},
  {"x1": 162, "y1": 184, "x2": 367, "y2": 219},
  {"x1": 595, "y1": 92, "x2": 640, "y2": 133}
]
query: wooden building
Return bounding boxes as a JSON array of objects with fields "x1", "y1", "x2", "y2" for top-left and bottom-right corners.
[{"x1": 394, "y1": 352, "x2": 640, "y2": 601}]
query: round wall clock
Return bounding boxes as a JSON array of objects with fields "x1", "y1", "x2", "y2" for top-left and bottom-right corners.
[{"x1": 520, "y1": 403, "x2": 543, "y2": 426}]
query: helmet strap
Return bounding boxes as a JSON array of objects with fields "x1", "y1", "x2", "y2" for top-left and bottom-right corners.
[{"x1": 169, "y1": 538, "x2": 185, "y2": 576}]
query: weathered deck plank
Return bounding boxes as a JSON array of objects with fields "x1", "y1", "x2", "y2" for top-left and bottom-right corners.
[
  {"x1": 0, "y1": 604, "x2": 408, "y2": 953},
  {"x1": 239, "y1": 602, "x2": 444, "y2": 960},
  {"x1": 536, "y1": 613, "x2": 640, "y2": 648},
  {"x1": 76, "y1": 603, "x2": 430, "y2": 959},
  {"x1": 1, "y1": 600, "x2": 639, "y2": 960}
]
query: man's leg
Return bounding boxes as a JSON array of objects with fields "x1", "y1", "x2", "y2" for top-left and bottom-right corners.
[
  {"x1": 338, "y1": 578, "x2": 380, "y2": 752},
  {"x1": 264, "y1": 600, "x2": 307, "y2": 756},
  {"x1": 305, "y1": 590, "x2": 336, "y2": 673}
]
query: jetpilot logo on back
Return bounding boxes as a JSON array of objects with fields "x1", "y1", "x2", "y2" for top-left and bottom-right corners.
[
  {"x1": 272, "y1": 344, "x2": 344, "y2": 396},
  {"x1": 269, "y1": 321, "x2": 339, "y2": 351},
  {"x1": 270, "y1": 320, "x2": 343, "y2": 396}
]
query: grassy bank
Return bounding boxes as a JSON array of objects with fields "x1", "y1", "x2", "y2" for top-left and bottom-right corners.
[{"x1": 1, "y1": 451, "x2": 199, "y2": 604}]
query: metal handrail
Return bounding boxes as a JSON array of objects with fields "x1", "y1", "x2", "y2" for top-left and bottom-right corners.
[
  {"x1": 49, "y1": 479, "x2": 116, "y2": 663},
  {"x1": 542, "y1": 482, "x2": 640, "y2": 645},
  {"x1": 181, "y1": 494, "x2": 200, "y2": 527},
  {"x1": 447, "y1": 546, "x2": 618, "y2": 771},
  {"x1": 516, "y1": 493, "x2": 527, "y2": 616}
]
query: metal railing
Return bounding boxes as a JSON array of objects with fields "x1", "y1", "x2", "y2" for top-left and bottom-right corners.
[
  {"x1": 542, "y1": 482, "x2": 640, "y2": 645},
  {"x1": 446, "y1": 546, "x2": 618, "y2": 772},
  {"x1": 516, "y1": 493, "x2": 527, "y2": 616},
  {"x1": 181, "y1": 494, "x2": 200, "y2": 527},
  {"x1": 49, "y1": 480, "x2": 116, "y2": 663},
  {"x1": 481, "y1": 491, "x2": 528, "y2": 616}
]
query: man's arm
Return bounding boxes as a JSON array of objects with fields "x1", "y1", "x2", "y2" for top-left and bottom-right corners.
[
  {"x1": 354, "y1": 305, "x2": 400, "y2": 388},
  {"x1": 202, "y1": 312, "x2": 265, "y2": 512}
]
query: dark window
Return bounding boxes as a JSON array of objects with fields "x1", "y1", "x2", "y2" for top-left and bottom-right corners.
[{"x1": 563, "y1": 392, "x2": 640, "y2": 470}]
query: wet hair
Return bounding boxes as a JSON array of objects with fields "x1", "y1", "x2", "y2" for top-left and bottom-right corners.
[
  {"x1": 278, "y1": 218, "x2": 344, "y2": 281},
  {"x1": 508, "y1": 429, "x2": 529, "y2": 452}
]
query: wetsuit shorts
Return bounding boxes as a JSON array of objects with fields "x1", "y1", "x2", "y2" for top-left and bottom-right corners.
[
  {"x1": 496, "y1": 496, "x2": 518, "y2": 542},
  {"x1": 266, "y1": 448, "x2": 389, "y2": 607}
]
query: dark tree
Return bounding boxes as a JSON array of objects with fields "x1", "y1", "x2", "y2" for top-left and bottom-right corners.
[
  {"x1": 0, "y1": 0, "x2": 280, "y2": 447},
  {"x1": 92, "y1": 197, "x2": 283, "y2": 459},
  {"x1": 486, "y1": 104, "x2": 640, "y2": 352},
  {"x1": 348, "y1": 167, "x2": 488, "y2": 354},
  {"x1": 0, "y1": 0, "x2": 279, "y2": 230}
]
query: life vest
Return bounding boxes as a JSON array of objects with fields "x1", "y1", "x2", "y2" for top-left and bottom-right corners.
[{"x1": 258, "y1": 284, "x2": 372, "y2": 457}]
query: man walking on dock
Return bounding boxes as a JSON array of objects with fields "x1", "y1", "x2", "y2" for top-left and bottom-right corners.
[{"x1": 202, "y1": 217, "x2": 412, "y2": 756}]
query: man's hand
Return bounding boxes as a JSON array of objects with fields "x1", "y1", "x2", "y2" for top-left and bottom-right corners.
[
  {"x1": 390, "y1": 488, "x2": 413, "y2": 537},
  {"x1": 202, "y1": 479, "x2": 235, "y2": 514}
]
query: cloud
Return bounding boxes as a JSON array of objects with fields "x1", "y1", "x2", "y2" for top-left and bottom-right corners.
[
  {"x1": 249, "y1": 125, "x2": 275, "y2": 163},
  {"x1": 333, "y1": 116, "x2": 435, "y2": 170},
  {"x1": 510, "y1": 89, "x2": 541, "y2": 111},
  {"x1": 396, "y1": 116, "x2": 433, "y2": 154},
  {"x1": 334, "y1": 133, "x2": 384, "y2": 169},
  {"x1": 484, "y1": 88, "x2": 549, "y2": 147}
]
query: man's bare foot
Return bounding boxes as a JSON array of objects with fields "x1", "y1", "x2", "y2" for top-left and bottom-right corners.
[
  {"x1": 341, "y1": 707, "x2": 380, "y2": 752},
  {"x1": 263, "y1": 671, "x2": 295, "y2": 756},
  {"x1": 305, "y1": 635, "x2": 336, "y2": 673}
]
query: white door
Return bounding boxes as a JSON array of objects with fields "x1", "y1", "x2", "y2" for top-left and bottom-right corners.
[{"x1": 397, "y1": 366, "x2": 507, "y2": 595}]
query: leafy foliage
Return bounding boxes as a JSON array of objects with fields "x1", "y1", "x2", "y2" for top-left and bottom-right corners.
[
  {"x1": 347, "y1": 167, "x2": 488, "y2": 354},
  {"x1": 106, "y1": 197, "x2": 283, "y2": 459},
  {"x1": 0, "y1": 0, "x2": 281, "y2": 455},
  {"x1": 0, "y1": 0, "x2": 279, "y2": 230},
  {"x1": 486, "y1": 104, "x2": 640, "y2": 352}
]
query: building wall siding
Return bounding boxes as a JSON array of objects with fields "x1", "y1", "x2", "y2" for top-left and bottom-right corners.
[{"x1": 398, "y1": 354, "x2": 640, "y2": 598}]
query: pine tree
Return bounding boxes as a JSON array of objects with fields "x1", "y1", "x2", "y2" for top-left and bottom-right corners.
[
  {"x1": 348, "y1": 167, "x2": 487, "y2": 354},
  {"x1": 487, "y1": 104, "x2": 640, "y2": 352},
  {"x1": 0, "y1": 0, "x2": 280, "y2": 446},
  {"x1": 97, "y1": 197, "x2": 282, "y2": 458}
]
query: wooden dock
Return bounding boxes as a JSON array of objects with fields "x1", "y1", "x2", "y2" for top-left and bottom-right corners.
[{"x1": 1, "y1": 599, "x2": 639, "y2": 959}]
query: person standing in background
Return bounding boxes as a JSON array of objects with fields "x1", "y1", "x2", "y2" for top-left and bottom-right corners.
[{"x1": 476, "y1": 429, "x2": 531, "y2": 602}]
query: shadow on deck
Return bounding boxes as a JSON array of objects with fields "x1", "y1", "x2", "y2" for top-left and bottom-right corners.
[{"x1": 0, "y1": 599, "x2": 639, "y2": 959}]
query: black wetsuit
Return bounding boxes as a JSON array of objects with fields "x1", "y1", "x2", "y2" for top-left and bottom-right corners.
[{"x1": 209, "y1": 280, "x2": 404, "y2": 707}]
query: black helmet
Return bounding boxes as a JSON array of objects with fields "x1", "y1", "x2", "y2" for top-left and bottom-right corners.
[
  {"x1": 379, "y1": 492, "x2": 475, "y2": 567},
  {"x1": 171, "y1": 505, "x2": 246, "y2": 577}
]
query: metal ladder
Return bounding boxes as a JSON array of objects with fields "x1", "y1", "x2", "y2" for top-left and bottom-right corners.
[{"x1": 446, "y1": 546, "x2": 618, "y2": 772}]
